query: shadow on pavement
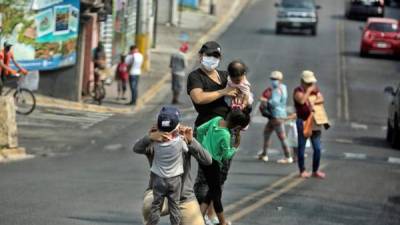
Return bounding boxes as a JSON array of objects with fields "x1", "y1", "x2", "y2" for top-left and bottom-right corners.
[
  {"x1": 342, "y1": 51, "x2": 400, "y2": 61},
  {"x1": 256, "y1": 28, "x2": 313, "y2": 37},
  {"x1": 352, "y1": 136, "x2": 393, "y2": 150},
  {"x1": 331, "y1": 14, "x2": 346, "y2": 21},
  {"x1": 69, "y1": 214, "x2": 139, "y2": 225}
]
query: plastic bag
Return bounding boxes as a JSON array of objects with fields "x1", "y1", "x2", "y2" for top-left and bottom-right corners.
[{"x1": 287, "y1": 121, "x2": 310, "y2": 148}]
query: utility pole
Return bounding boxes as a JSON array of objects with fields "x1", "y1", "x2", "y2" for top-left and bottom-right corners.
[{"x1": 135, "y1": 0, "x2": 150, "y2": 71}]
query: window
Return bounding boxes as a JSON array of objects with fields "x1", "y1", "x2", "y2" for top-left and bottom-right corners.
[
  {"x1": 368, "y1": 22, "x2": 399, "y2": 32},
  {"x1": 281, "y1": 0, "x2": 315, "y2": 9}
]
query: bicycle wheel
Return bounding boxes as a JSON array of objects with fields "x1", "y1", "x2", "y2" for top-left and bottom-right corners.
[
  {"x1": 87, "y1": 80, "x2": 96, "y2": 97},
  {"x1": 14, "y1": 88, "x2": 36, "y2": 115}
]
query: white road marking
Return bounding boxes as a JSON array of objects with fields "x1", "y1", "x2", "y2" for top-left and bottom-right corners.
[
  {"x1": 388, "y1": 157, "x2": 400, "y2": 165},
  {"x1": 344, "y1": 152, "x2": 367, "y2": 160},
  {"x1": 350, "y1": 122, "x2": 368, "y2": 130},
  {"x1": 335, "y1": 138, "x2": 354, "y2": 144},
  {"x1": 17, "y1": 111, "x2": 113, "y2": 129}
]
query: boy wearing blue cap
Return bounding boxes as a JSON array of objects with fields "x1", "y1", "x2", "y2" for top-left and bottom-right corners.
[{"x1": 146, "y1": 106, "x2": 188, "y2": 225}]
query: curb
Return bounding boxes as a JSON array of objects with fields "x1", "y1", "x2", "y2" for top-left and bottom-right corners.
[
  {"x1": 0, "y1": 147, "x2": 34, "y2": 163},
  {"x1": 35, "y1": 95, "x2": 133, "y2": 114},
  {"x1": 134, "y1": 0, "x2": 250, "y2": 112},
  {"x1": 34, "y1": 0, "x2": 249, "y2": 114}
]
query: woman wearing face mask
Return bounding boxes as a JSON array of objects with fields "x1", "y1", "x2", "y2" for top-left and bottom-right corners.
[
  {"x1": 258, "y1": 71, "x2": 293, "y2": 164},
  {"x1": 187, "y1": 41, "x2": 239, "y2": 128},
  {"x1": 187, "y1": 41, "x2": 239, "y2": 224}
]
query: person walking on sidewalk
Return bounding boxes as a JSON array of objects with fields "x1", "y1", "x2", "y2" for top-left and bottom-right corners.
[
  {"x1": 134, "y1": 117, "x2": 212, "y2": 225},
  {"x1": 170, "y1": 43, "x2": 188, "y2": 104},
  {"x1": 258, "y1": 71, "x2": 293, "y2": 164},
  {"x1": 195, "y1": 110, "x2": 251, "y2": 225},
  {"x1": 137, "y1": 106, "x2": 188, "y2": 225},
  {"x1": 125, "y1": 45, "x2": 143, "y2": 105},
  {"x1": 293, "y1": 70, "x2": 326, "y2": 179},
  {"x1": 115, "y1": 54, "x2": 129, "y2": 100}
]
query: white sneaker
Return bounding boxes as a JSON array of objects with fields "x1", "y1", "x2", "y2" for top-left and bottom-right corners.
[
  {"x1": 204, "y1": 216, "x2": 213, "y2": 225},
  {"x1": 210, "y1": 217, "x2": 219, "y2": 224},
  {"x1": 277, "y1": 157, "x2": 293, "y2": 164},
  {"x1": 258, "y1": 154, "x2": 269, "y2": 162}
]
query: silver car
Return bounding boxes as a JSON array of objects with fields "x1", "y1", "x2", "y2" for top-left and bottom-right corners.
[{"x1": 275, "y1": 0, "x2": 321, "y2": 36}]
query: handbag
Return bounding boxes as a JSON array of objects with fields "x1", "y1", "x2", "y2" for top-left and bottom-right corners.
[
  {"x1": 259, "y1": 100, "x2": 273, "y2": 119},
  {"x1": 303, "y1": 113, "x2": 313, "y2": 138}
]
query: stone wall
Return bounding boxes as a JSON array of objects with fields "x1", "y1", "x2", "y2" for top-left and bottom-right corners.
[{"x1": 0, "y1": 96, "x2": 18, "y2": 149}]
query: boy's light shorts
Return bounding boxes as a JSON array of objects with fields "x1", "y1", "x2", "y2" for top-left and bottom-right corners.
[{"x1": 142, "y1": 189, "x2": 205, "y2": 225}]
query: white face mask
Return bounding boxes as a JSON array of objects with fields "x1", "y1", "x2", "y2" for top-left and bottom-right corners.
[{"x1": 201, "y1": 56, "x2": 220, "y2": 71}]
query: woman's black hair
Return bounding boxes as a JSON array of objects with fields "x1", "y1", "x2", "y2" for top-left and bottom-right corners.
[
  {"x1": 226, "y1": 109, "x2": 251, "y2": 129},
  {"x1": 227, "y1": 60, "x2": 248, "y2": 79}
]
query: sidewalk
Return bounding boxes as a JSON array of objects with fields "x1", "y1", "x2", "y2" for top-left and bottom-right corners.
[{"x1": 36, "y1": 0, "x2": 248, "y2": 114}]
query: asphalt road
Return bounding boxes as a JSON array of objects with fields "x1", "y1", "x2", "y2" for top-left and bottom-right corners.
[{"x1": 1, "y1": 0, "x2": 400, "y2": 225}]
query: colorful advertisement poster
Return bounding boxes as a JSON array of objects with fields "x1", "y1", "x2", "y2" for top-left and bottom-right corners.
[{"x1": 0, "y1": 0, "x2": 80, "y2": 71}]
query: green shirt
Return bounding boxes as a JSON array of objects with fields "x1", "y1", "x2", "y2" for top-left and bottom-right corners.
[{"x1": 196, "y1": 117, "x2": 237, "y2": 166}]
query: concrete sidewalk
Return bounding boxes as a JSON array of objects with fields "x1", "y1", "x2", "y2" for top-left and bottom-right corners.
[{"x1": 35, "y1": 0, "x2": 248, "y2": 114}]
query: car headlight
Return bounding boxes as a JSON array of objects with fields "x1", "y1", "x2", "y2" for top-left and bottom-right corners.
[{"x1": 306, "y1": 12, "x2": 316, "y2": 18}]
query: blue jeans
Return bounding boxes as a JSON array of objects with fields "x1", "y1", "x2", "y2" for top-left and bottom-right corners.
[
  {"x1": 296, "y1": 119, "x2": 322, "y2": 173},
  {"x1": 128, "y1": 75, "x2": 139, "y2": 105}
]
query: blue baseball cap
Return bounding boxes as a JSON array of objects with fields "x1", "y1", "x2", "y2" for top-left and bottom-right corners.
[{"x1": 157, "y1": 106, "x2": 181, "y2": 132}]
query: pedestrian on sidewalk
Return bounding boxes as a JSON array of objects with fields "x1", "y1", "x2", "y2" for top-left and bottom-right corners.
[
  {"x1": 125, "y1": 45, "x2": 144, "y2": 105},
  {"x1": 170, "y1": 43, "x2": 188, "y2": 104},
  {"x1": 195, "y1": 110, "x2": 251, "y2": 225},
  {"x1": 258, "y1": 71, "x2": 293, "y2": 164},
  {"x1": 225, "y1": 60, "x2": 254, "y2": 111},
  {"x1": 293, "y1": 70, "x2": 326, "y2": 179},
  {"x1": 134, "y1": 113, "x2": 212, "y2": 225},
  {"x1": 115, "y1": 54, "x2": 129, "y2": 101},
  {"x1": 135, "y1": 106, "x2": 188, "y2": 225}
]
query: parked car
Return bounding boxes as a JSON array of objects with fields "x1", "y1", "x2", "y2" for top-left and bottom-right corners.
[
  {"x1": 274, "y1": 0, "x2": 321, "y2": 36},
  {"x1": 359, "y1": 17, "x2": 400, "y2": 57},
  {"x1": 386, "y1": 0, "x2": 400, "y2": 6},
  {"x1": 345, "y1": 0, "x2": 385, "y2": 19},
  {"x1": 385, "y1": 84, "x2": 400, "y2": 149}
]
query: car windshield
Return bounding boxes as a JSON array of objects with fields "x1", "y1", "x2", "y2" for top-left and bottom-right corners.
[
  {"x1": 281, "y1": 0, "x2": 314, "y2": 9},
  {"x1": 352, "y1": 0, "x2": 381, "y2": 6},
  {"x1": 368, "y1": 22, "x2": 399, "y2": 32}
]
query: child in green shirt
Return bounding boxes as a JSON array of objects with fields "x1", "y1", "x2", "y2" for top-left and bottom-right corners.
[{"x1": 195, "y1": 109, "x2": 251, "y2": 225}]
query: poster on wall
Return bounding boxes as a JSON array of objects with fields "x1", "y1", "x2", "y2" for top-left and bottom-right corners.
[{"x1": 0, "y1": 0, "x2": 80, "y2": 71}]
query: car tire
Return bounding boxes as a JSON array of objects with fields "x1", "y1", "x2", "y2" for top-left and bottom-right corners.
[
  {"x1": 391, "y1": 116, "x2": 400, "y2": 149},
  {"x1": 311, "y1": 26, "x2": 317, "y2": 36},
  {"x1": 360, "y1": 49, "x2": 368, "y2": 57},
  {"x1": 387, "y1": 120, "x2": 393, "y2": 143},
  {"x1": 275, "y1": 25, "x2": 282, "y2": 34}
]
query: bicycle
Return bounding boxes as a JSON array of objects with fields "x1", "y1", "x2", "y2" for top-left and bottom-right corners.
[
  {"x1": 0, "y1": 73, "x2": 36, "y2": 115},
  {"x1": 87, "y1": 79, "x2": 106, "y2": 105}
]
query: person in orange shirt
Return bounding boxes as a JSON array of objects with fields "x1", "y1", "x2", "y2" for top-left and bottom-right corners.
[{"x1": 0, "y1": 42, "x2": 27, "y2": 94}]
